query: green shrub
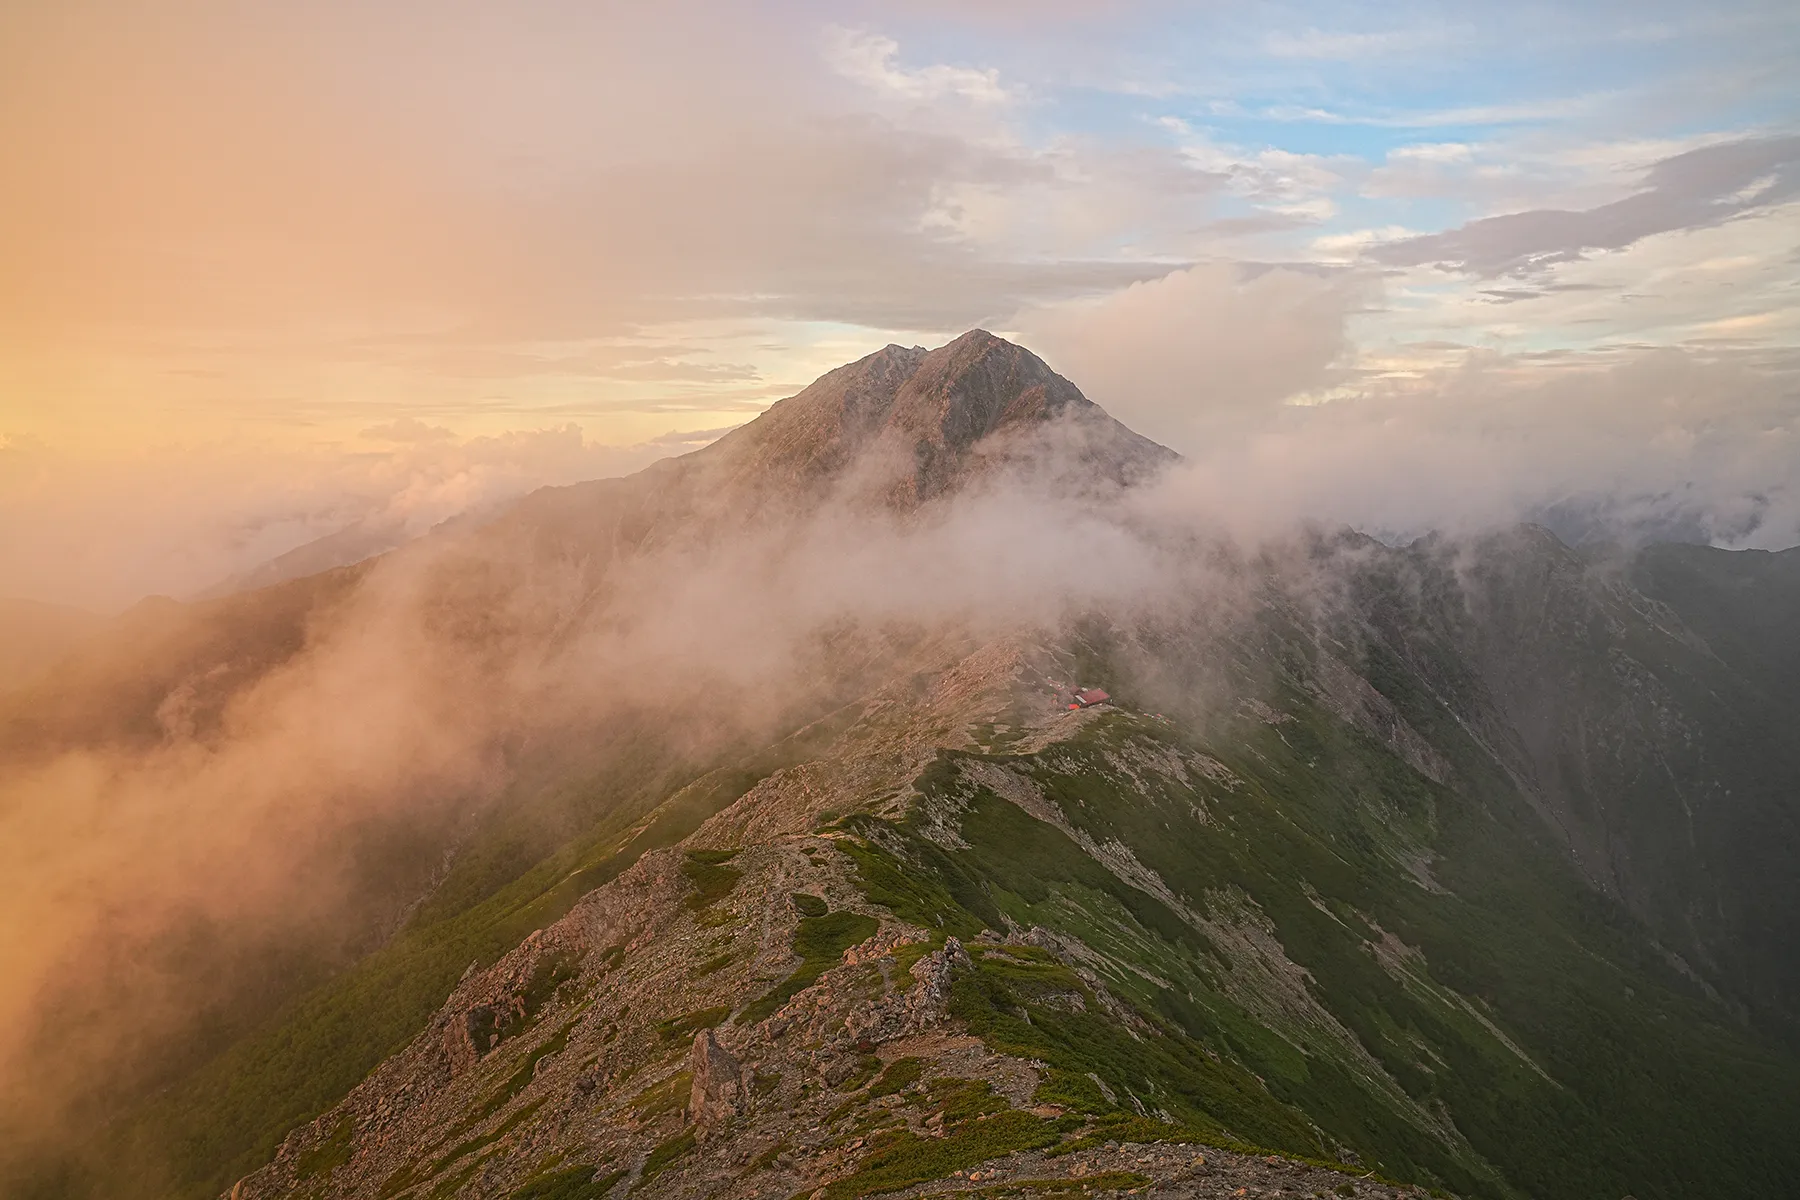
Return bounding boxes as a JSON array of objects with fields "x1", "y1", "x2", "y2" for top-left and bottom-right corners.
[
  {"x1": 697, "y1": 951, "x2": 737, "y2": 976},
  {"x1": 655, "y1": 1006, "x2": 730, "y2": 1043},
  {"x1": 680, "y1": 850, "x2": 742, "y2": 911},
  {"x1": 509, "y1": 1162, "x2": 624, "y2": 1200},
  {"x1": 472, "y1": 1024, "x2": 571, "y2": 1121},
  {"x1": 867, "y1": 1057, "x2": 924, "y2": 1099},
  {"x1": 629, "y1": 1072, "x2": 692, "y2": 1121},
  {"x1": 292, "y1": 1114, "x2": 353, "y2": 1180},
  {"x1": 840, "y1": 824, "x2": 989, "y2": 939},
  {"x1": 837, "y1": 1055, "x2": 883, "y2": 1092},
  {"x1": 636, "y1": 1131, "x2": 696, "y2": 1190},
  {"x1": 819, "y1": 1111, "x2": 1059, "y2": 1199},
  {"x1": 520, "y1": 949, "x2": 581, "y2": 1015},
  {"x1": 737, "y1": 910, "x2": 878, "y2": 1024},
  {"x1": 379, "y1": 1098, "x2": 545, "y2": 1197},
  {"x1": 926, "y1": 1077, "x2": 1009, "y2": 1125}
]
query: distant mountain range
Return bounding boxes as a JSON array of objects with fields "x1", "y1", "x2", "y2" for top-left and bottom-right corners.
[{"x1": 4, "y1": 332, "x2": 1798, "y2": 1200}]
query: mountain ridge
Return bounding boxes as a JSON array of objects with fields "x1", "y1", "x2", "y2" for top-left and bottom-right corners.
[{"x1": 3, "y1": 333, "x2": 1798, "y2": 1200}]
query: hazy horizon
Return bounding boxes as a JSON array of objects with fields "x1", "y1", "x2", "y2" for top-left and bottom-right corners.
[{"x1": 4, "y1": 0, "x2": 1797, "y2": 607}]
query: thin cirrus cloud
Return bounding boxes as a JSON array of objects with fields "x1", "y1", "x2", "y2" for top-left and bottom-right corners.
[{"x1": 1263, "y1": 26, "x2": 1454, "y2": 61}]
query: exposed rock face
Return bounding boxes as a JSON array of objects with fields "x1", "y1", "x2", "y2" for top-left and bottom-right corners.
[
  {"x1": 905, "y1": 936, "x2": 971, "y2": 1023},
  {"x1": 462, "y1": 330, "x2": 1180, "y2": 586},
  {"x1": 443, "y1": 1006, "x2": 495, "y2": 1072},
  {"x1": 685, "y1": 1029, "x2": 743, "y2": 1132},
  {"x1": 704, "y1": 329, "x2": 1177, "y2": 508}
]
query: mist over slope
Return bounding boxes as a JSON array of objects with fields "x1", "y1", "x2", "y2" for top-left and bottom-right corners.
[
  {"x1": 2, "y1": 332, "x2": 1797, "y2": 1200},
  {"x1": 0, "y1": 598, "x2": 103, "y2": 694}
]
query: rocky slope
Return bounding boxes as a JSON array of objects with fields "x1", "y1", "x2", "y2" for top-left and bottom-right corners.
[
  {"x1": 217, "y1": 563, "x2": 1800, "y2": 1199},
  {"x1": 230, "y1": 642, "x2": 1445, "y2": 1200}
]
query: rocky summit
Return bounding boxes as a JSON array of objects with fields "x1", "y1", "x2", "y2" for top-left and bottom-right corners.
[{"x1": 5, "y1": 334, "x2": 1800, "y2": 1200}]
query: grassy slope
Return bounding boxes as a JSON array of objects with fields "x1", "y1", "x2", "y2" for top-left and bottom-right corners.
[
  {"x1": 1343, "y1": 533, "x2": 1800, "y2": 1038},
  {"x1": 1623, "y1": 542, "x2": 1800, "y2": 1023},
  {"x1": 9, "y1": 761, "x2": 766, "y2": 1200},
  {"x1": 844, "y1": 697, "x2": 1800, "y2": 1200},
  {"x1": 13, "y1": 684, "x2": 887, "y2": 1200},
  {"x1": 21, "y1": 537, "x2": 1798, "y2": 1200}
]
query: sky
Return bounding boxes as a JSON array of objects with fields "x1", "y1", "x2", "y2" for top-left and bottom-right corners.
[{"x1": 3, "y1": 0, "x2": 1798, "y2": 608}]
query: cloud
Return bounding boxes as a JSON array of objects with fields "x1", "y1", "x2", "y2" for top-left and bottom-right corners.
[
  {"x1": 1157, "y1": 120, "x2": 1355, "y2": 221},
  {"x1": 1263, "y1": 27, "x2": 1446, "y2": 60},
  {"x1": 0, "y1": 418, "x2": 1257, "y2": 1172},
  {"x1": 1011, "y1": 252, "x2": 1800, "y2": 547},
  {"x1": 1358, "y1": 197, "x2": 1800, "y2": 354},
  {"x1": 1387, "y1": 142, "x2": 1475, "y2": 165},
  {"x1": 1141, "y1": 344, "x2": 1800, "y2": 550},
  {"x1": 5, "y1": 0, "x2": 1791, "y2": 479},
  {"x1": 914, "y1": 136, "x2": 1225, "y2": 260},
  {"x1": 1370, "y1": 135, "x2": 1800, "y2": 276},
  {"x1": 825, "y1": 26, "x2": 1015, "y2": 106},
  {"x1": 1015, "y1": 263, "x2": 1366, "y2": 451},
  {"x1": 361, "y1": 418, "x2": 455, "y2": 443},
  {"x1": 0, "y1": 0, "x2": 1174, "y2": 394},
  {"x1": 0, "y1": 425, "x2": 712, "y2": 610},
  {"x1": 866, "y1": 0, "x2": 1165, "y2": 25},
  {"x1": 1254, "y1": 99, "x2": 1594, "y2": 129}
]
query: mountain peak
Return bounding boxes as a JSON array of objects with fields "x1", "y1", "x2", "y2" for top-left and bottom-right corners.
[{"x1": 700, "y1": 329, "x2": 1173, "y2": 506}]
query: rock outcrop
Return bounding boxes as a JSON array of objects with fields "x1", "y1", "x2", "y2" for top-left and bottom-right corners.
[{"x1": 685, "y1": 1029, "x2": 743, "y2": 1132}]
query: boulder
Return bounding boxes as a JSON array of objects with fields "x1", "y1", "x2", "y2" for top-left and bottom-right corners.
[{"x1": 687, "y1": 1028, "x2": 745, "y2": 1132}]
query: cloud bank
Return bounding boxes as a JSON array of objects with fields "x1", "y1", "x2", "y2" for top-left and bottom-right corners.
[
  {"x1": 0, "y1": 424, "x2": 725, "y2": 610},
  {"x1": 0, "y1": 436, "x2": 1262, "y2": 1177},
  {"x1": 4, "y1": 1, "x2": 1796, "y2": 610}
]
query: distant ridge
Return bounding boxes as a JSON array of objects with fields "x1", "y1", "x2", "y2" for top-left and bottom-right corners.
[{"x1": 192, "y1": 517, "x2": 410, "y2": 601}]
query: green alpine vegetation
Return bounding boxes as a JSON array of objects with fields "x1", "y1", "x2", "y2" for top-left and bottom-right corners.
[{"x1": 832, "y1": 665, "x2": 1800, "y2": 1199}]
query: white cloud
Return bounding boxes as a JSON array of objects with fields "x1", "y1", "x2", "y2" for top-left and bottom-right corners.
[
  {"x1": 1356, "y1": 199, "x2": 1800, "y2": 355},
  {"x1": 1143, "y1": 344, "x2": 1800, "y2": 549},
  {"x1": 911, "y1": 134, "x2": 1226, "y2": 259},
  {"x1": 1272, "y1": 196, "x2": 1338, "y2": 221},
  {"x1": 360, "y1": 417, "x2": 456, "y2": 444},
  {"x1": 1368, "y1": 135, "x2": 1800, "y2": 278},
  {"x1": 1258, "y1": 98, "x2": 1597, "y2": 129},
  {"x1": 0, "y1": 426, "x2": 701, "y2": 609},
  {"x1": 823, "y1": 26, "x2": 1015, "y2": 106},
  {"x1": 1163, "y1": 125, "x2": 1355, "y2": 217},
  {"x1": 1015, "y1": 263, "x2": 1366, "y2": 451},
  {"x1": 1310, "y1": 225, "x2": 1419, "y2": 262},
  {"x1": 1388, "y1": 142, "x2": 1475, "y2": 165}
]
